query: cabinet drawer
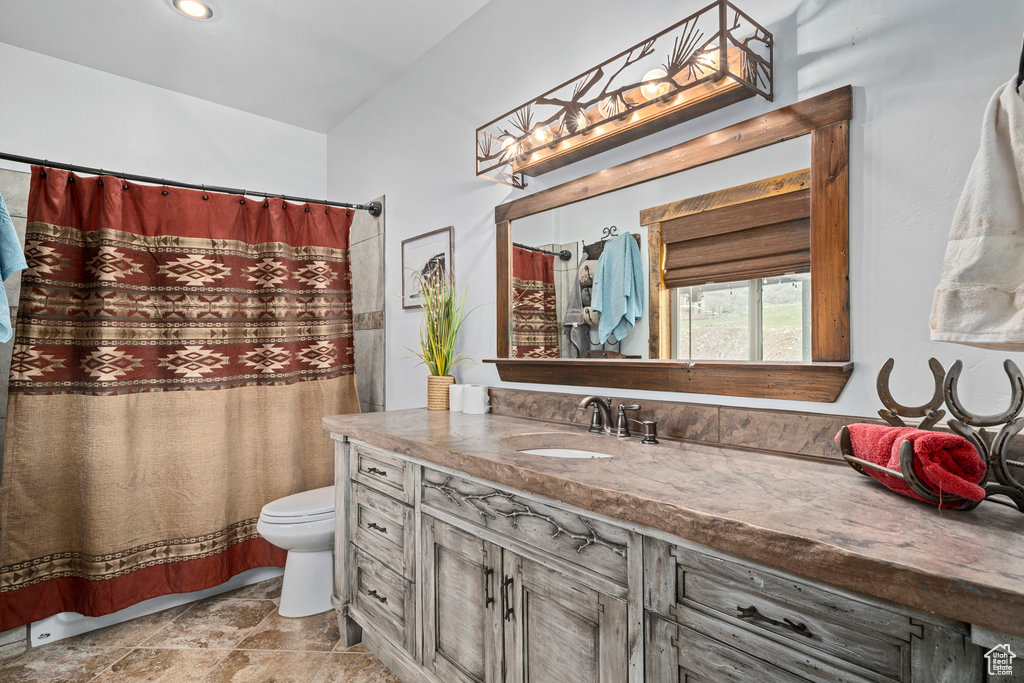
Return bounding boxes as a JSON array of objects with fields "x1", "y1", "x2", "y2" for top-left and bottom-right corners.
[
  {"x1": 645, "y1": 538, "x2": 918, "y2": 681},
  {"x1": 350, "y1": 547, "x2": 415, "y2": 653},
  {"x1": 351, "y1": 482, "x2": 414, "y2": 578},
  {"x1": 646, "y1": 611, "x2": 879, "y2": 683},
  {"x1": 421, "y1": 468, "x2": 630, "y2": 585},
  {"x1": 351, "y1": 442, "x2": 414, "y2": 503}
]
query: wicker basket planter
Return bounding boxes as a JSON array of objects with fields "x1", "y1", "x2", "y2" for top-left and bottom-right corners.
[{"x1": 427, "y1": 375, "x2": 456, "y2": 410}]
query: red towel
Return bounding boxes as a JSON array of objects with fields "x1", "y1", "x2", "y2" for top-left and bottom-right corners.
[{"x1": 837, "y1": 424, "x2": 987, "y2": 503}]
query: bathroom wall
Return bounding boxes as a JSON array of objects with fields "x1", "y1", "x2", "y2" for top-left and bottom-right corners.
[
  {"x1": 326, "y1": 0, "x2": 1024, "y2": 418},
  {"x1": 0, "y1": 42, "x2": 327, "y2": 196}
]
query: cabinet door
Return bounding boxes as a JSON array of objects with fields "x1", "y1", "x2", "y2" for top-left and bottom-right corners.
[
  {"x1": 422, "y1": 516, "x2": 503, "y2": 683},
  {"x1": 503, "y1": 552, "x2": 629, "y2": 683}
]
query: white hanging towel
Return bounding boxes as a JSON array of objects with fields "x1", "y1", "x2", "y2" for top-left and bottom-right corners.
[{"x1": 931, "y1": 78, "x2": 1024, "y2": 349}]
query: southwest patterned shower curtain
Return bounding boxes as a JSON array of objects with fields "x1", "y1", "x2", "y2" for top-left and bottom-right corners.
[
  {"x1": 0, "y1": 167, "x2": 360, "y2": 630},
  {"x1": 511, "y1": 245, "x2": 560, "y2": 358}
]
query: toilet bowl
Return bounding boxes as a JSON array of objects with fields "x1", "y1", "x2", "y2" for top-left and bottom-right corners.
[{"x1": 257, "y1": 485, "x2": 335, "y2": 618}]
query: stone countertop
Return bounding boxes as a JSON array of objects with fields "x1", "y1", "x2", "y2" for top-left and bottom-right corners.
[{"x1": 323, "y1": 409, "x2": 1024, "y2": 638}]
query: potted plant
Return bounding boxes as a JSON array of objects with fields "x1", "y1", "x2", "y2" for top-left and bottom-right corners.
[{"x1": 409, "y1": 269, "x2": 471, "y2": 410}]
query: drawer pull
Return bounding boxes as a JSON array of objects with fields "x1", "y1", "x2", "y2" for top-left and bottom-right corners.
[
  {"x1": 502, "y1": 575, "x2": 515, "y2": 622},
  {"x1": 484, "y1": 568, "x2": 494, "y2": 607},
  {"x1": 737, "y1": 605, "x2": 813, "y2": 638},
  {"x1": 367, "y1": 589, "x2": 388, "y2": 604},
  {"x1": 366, "y1": 467, "x2": 388, "y2": 477},
  {"x1": 367, "y1": 522, "x2": 388, "y2": 533}
]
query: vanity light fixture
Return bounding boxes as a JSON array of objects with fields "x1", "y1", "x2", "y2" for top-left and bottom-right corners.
[
  {"x1": 475, "y1": 0, "x2": 773, "y2": 188},
  {"x1": 172, "y1": 0, "x2": 214, "y2": 20}
]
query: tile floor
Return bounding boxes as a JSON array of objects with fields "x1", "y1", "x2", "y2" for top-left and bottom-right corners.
[{"x1": 0, "y1": 577, "x2": 399, "y2": 682}]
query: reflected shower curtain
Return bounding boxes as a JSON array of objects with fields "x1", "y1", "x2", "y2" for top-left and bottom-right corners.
[
  {"x1": 511, "y1": 246, "x2": 559, "y2": 358},
  {"x1": 0, "y1": 167, "x2": 360, "y2": 629}
]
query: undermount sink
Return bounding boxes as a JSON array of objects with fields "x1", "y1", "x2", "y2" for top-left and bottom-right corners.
[
  {"x1": 519, "y1": 447, "x2": 612, "y2": 459},
  {"x1": 501, "y1": 432, "x2": 619, "y2": 459}
]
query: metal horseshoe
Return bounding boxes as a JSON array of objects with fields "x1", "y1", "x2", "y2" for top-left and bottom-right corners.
[
  {"x1": 944, "y1": 359, "x2": 1024, "y2": 427},
  {"x1": 875, "y1": 357, "x2": 946, "y2": 429}
]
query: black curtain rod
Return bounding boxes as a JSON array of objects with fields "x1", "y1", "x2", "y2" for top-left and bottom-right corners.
[
  {"x1": 513, "y1": 242, "x2": 572, "y2": 261},
  {"x1": 0, "y1": 151, "x2": 382, "y2": 217}
]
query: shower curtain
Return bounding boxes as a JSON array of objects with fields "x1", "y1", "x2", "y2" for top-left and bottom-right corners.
[
  {"x1": 0, "y1": 167, "x2": 360, "y2": 630},
  {"x1": 511, "y1": 245, "x2": 560, "y2": 358}
]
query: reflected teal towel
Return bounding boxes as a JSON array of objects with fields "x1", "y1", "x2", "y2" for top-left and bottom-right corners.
[
  {"x1": 0, "y1": 193, "x2": 26, "y2": 343},
  {"x1": 591, "y1": 233, "x2": 644, "y2": 344}
]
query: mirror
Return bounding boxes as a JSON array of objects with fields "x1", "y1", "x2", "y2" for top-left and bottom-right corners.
[
  {"x1": 507, "y1": 137, "x2": 810, "y2": 360},
  {"x1": 488, "y1": 87, "x2": 853, "y2": 402}
]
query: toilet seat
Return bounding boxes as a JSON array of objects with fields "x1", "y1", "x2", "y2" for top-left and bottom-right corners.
[{"x1": 259, "y1": 485, "x2": 334, "y2": 525}]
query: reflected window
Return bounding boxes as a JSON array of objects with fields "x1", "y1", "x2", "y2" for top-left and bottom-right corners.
[{"x1": 672, "y1": 273, "x2": 810, "y2": 361}]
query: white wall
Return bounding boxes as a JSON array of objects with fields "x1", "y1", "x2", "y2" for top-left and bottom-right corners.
[
  {"x1": 326, "y1": 0, "x2": 1024, "y2": 418},
  {"x1": 0, "y1": 42, "x2": 326, "y2": 197}
]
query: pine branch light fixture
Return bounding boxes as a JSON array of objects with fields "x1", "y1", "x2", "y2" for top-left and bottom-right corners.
[{"x1": 475, "y1": 0, "x2": 773, "y2": 188}]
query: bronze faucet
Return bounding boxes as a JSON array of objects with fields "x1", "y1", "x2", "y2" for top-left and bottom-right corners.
[
  {"x1": 578, "y1": 396, "x2": 659, "y2": 444},
  {"x1": 578, "y1": 396, "x2": 613, "y2": 434}
]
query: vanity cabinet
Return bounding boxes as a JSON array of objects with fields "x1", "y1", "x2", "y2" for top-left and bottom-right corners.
[
  {"x1": 332, "y1": 437, "x2": 983, "y2": 683},
  {"x1": 421, "y1": 517, "x2": 503, "y2": 683},
  {"x1": 421, "y1": 515, "x2": 630, "y2": 683},
  {"x1": 643, "y1": 538, "x2": 979, "y2": 683}
]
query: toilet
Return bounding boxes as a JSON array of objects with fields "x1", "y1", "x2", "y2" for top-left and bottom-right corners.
[{"x1": 257, "y1": 485, "x2": 335, "y2": 618}]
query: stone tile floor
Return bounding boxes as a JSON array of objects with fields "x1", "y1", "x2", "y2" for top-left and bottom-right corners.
[{"x1": 0, "y1": 577, "x2": 399, "y2": 682}]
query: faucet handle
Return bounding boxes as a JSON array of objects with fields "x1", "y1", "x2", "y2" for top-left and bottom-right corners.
[{"x1": 614, "y1": 404, "x2": 641, "y2": 438}]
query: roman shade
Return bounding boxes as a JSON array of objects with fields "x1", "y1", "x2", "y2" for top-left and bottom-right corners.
[{"x1": 660, "y1": 186, "x2": 810, "y2": 288}]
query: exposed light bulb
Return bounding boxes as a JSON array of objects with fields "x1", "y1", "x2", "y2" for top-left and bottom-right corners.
[
  {"x1": 532, "y1": 126, "x2": 550, "y2": 143},
  {"x1": 640, "y1": 69, "x2": 671, "y2": 100},
  {"x1": 174, "y1": 0, "x2": 213, "y2": 19},
  {"x1": 500, "y1": 137, "x2": 521, "y2": 161}
]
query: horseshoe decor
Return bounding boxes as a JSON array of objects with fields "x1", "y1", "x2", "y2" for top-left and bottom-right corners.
[{"x1": 840, "y1": 358, "x2": 1024, "y2": 515}]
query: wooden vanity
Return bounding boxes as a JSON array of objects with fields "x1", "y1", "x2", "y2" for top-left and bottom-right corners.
[{"x1": 324, "y1": 409, "x2": 1024, "y2": 682}]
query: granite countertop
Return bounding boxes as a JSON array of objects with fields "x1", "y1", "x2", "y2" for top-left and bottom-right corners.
[{"x1": 323, "y1": 409, "x2": 1024, "y2": 638}]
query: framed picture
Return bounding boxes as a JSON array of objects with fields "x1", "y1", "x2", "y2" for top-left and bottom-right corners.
[{"x1": 401, "y1": 226, "x2": 454, "y2": 309}]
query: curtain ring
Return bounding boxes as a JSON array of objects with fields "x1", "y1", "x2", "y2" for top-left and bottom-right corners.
[
  {"x1": 239, "y1": 190, "x2": 246, "y2": 205},
  {"x1": 201, "y1": 184, "x2": 208, "y2": 200},
  {"x1": 40, "y1": 161, "x2": 47, "y2": 179},
  {"x1": 97, "y1": 169, "x2": 104, "y2": 187},
  {"x1": 161, "y1": 179, "x2": 168, "y2": 196}
]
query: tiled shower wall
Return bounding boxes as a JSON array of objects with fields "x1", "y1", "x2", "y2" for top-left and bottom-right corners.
[
  {"x1": 0, "y1": 169, "x2": 29, "y2": 466},
  {"x1": 350, "y1": 196, "x2": 386, "y2": 412}
]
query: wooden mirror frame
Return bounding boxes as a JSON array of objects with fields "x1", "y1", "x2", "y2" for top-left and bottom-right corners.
[{"x1": 486, "y1": 86, "x2": 853, "y2": 402}]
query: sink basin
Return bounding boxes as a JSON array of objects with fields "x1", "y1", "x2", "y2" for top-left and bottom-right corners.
[
  {"x1": 501, "y1": 432, "x2": 619, "y2": 459},
  {"x1": 519, "y1": 447, "x2": 612, "y2": 459}
]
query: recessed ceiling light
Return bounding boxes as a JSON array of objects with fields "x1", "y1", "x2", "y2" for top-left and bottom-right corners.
[{"x1": 172, "y1": 0, "x2": 214, "y2": 20}]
